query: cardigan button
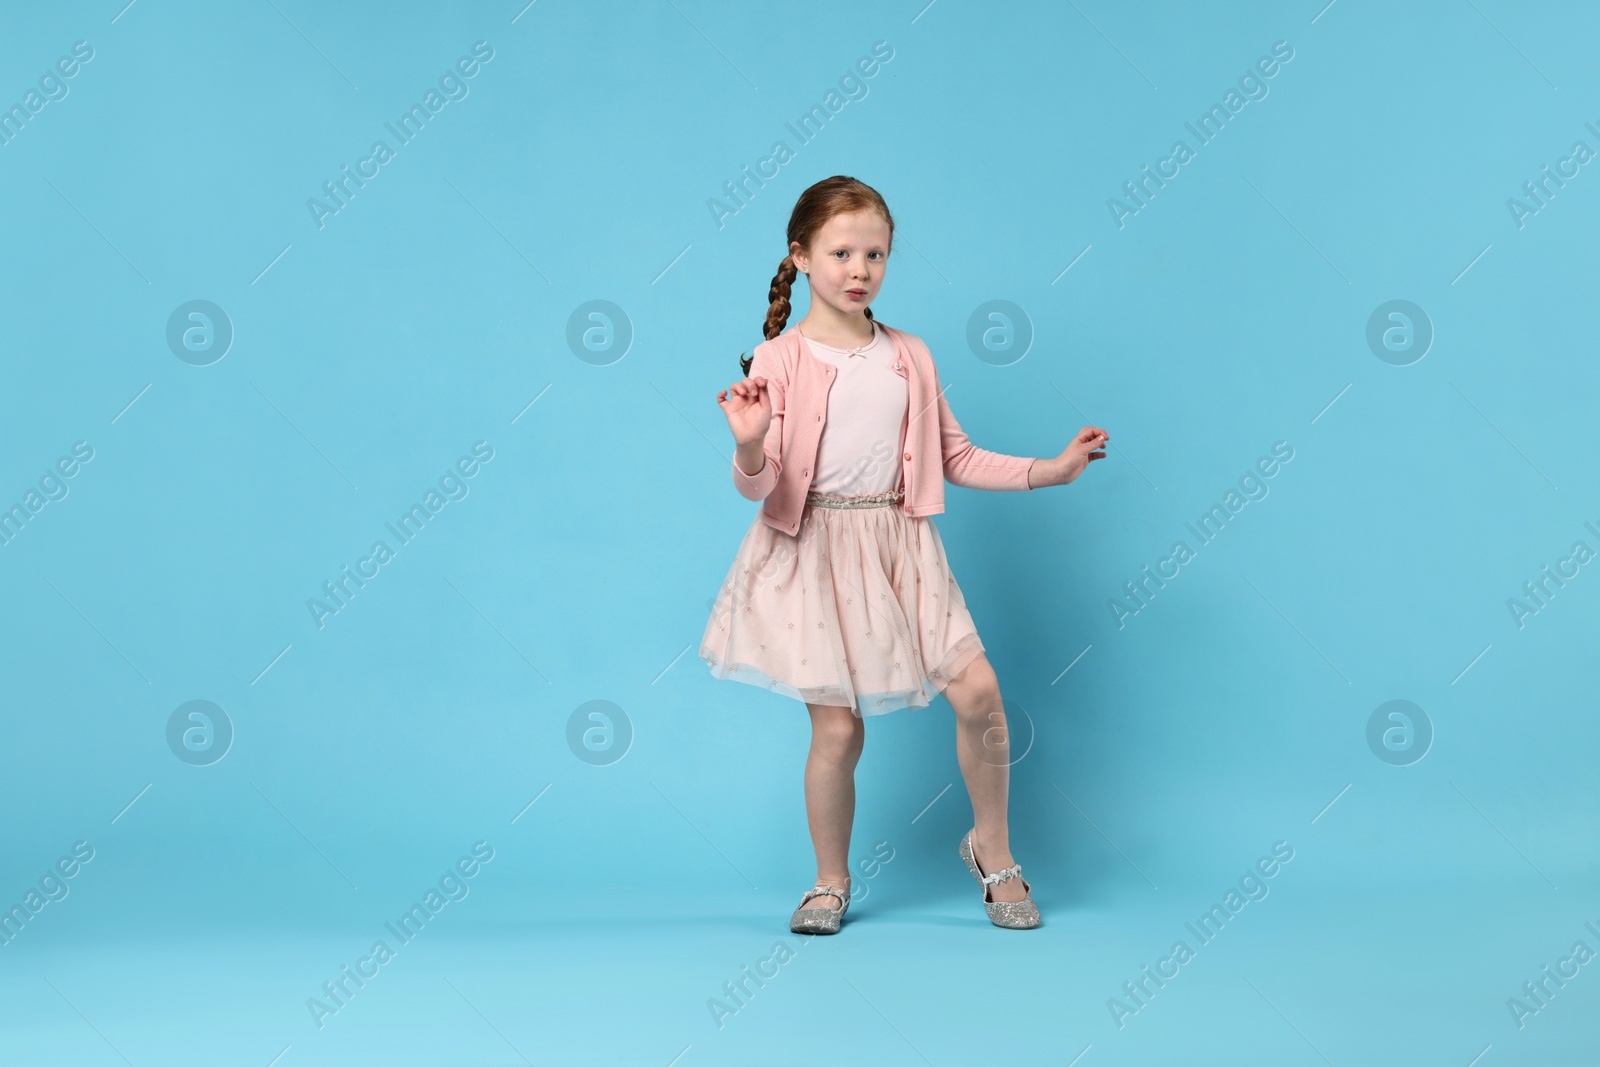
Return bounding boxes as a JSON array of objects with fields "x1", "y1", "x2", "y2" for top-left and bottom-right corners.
[{"x1": 903, "y1": 452, "x2": 911, "y2": 461}]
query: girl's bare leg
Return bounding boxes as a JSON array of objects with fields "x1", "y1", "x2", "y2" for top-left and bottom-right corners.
[
  {"x1": 942, "y1": 654, "x2": 1026, "y2": 903},
  {"x1": 799, "y1": 701, "x2": 865, "y2": 909}
]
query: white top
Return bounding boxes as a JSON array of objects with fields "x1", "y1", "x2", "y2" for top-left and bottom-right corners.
[{"x1": 798, "y1": 319, "x2": 907, "y2": 496}]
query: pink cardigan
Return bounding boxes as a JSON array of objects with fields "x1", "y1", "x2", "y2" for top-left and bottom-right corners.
[{"x1": 732, "y1": 322, "x2": 1036, "y2": 535}]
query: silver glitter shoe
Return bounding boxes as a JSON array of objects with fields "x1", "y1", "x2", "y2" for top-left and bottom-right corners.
[
  {"x1": 959, "y1": 829, "x2": 1041, "y2": 929},
  {"x1": 789, "y1": 879, "x2": 851, "y2": 935}
]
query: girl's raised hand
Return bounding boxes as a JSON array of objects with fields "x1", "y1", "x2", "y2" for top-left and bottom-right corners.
[
  {"x1": 717, "y1": 374, "x2": 772, "y2": 447},
  {"x1": 1054, "y1": 425, "x2": 1110, "y2": 486}
]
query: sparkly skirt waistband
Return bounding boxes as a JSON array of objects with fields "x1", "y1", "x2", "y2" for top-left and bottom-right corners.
[{"x1": 804, "y1": 488, "x2": 904, "y2": 510}]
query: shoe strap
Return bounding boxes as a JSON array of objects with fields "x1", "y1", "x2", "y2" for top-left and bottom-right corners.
[
  {"x1": 982, "y1": 864, "x2": 1022, "y2": 886},
  {"x1": 799, "y1": 883, "x2": 849, "y2": 908}
]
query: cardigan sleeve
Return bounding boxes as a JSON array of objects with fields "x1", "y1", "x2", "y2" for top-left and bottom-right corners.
[
  {"x1": 731, "y1": 343, "x2": 784, "y2": 501},
  {"x1": 934, "y1": 367, "x2": 1035, "y2": 493}
]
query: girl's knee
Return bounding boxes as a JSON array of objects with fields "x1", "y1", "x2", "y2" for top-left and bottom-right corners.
[
  {"x1": 808, "y1": 703, "x2": 865, "y2": 750},
  {"x1": 947, "y1": 655, "x2": 1002, "y2": 721}
]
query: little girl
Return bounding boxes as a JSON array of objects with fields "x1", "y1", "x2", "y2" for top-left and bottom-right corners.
[{"x1": 700, "y1": 176, "x2": 1108, "y2": 933}]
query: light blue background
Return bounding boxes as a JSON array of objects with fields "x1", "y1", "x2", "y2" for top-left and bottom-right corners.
[{"x1": 2, "y1": 1, "x2": 1597, "y2": 1063}]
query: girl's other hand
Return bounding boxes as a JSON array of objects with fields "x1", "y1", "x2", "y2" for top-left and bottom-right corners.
[
  {"x1": 1053, "y1": 425, "x2": 1110, "y2": 486},
  {"x1": 717, "y1": 375, "x2": 772, "y2": 447}
]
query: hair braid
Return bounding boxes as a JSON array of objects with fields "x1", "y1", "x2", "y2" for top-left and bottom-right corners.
[{"x1": 741, "y1": 257, "x2": 799, "y2": 376}]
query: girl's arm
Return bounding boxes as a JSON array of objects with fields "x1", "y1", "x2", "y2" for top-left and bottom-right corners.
[
  {"x1": 935, "y1": 387, "x2": 1036, "y2": 492},
  {"x1": 731, "y1": 346, "x2": 786, "y2": 501}
]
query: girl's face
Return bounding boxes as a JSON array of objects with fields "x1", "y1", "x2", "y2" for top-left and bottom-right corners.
[{"x1": 792, "y1": 209, "x2": 891, "y2": 319}]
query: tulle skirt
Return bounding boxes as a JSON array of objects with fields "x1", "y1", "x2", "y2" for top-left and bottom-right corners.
[{"x1": 699, "y1": 487, "x2": 986, "y2": 717}]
